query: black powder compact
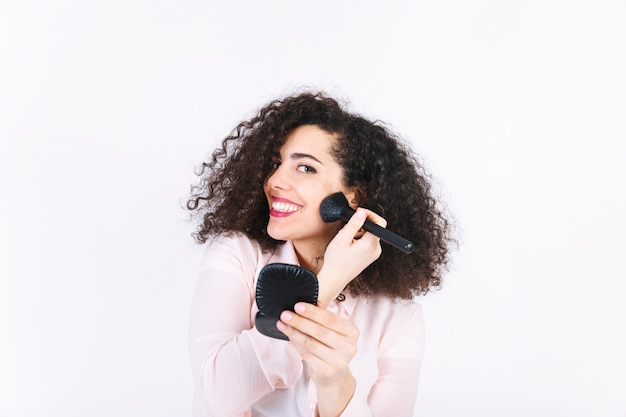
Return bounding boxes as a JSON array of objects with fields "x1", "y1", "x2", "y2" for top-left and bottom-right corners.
[{"x1": 254, "y1": 263, "x2": 319, "y2": 340}]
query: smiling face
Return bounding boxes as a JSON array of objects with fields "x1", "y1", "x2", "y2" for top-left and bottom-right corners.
[{"x1": 264, "y1": 125, "x2": 355, "y2": 263}]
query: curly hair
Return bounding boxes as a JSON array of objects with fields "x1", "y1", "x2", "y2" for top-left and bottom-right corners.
[{"x1": 187, "y1": 91, "x2": 455, "y2": 299}]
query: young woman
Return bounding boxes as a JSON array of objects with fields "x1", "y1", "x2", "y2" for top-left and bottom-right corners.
[{"x1": 187, "y1": 91, "x2": 454, "y2": 417}]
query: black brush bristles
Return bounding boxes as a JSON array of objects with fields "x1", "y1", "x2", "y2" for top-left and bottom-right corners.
[{"x1": 319, "y1": 192, "x2": 349, "y2": 222}]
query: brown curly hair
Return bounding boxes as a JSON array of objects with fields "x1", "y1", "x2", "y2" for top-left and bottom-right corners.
[{"x1": 187, "y1": 91, "x2": 455, "y2": 299}]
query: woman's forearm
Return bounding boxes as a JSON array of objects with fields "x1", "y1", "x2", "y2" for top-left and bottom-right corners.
[
  {"x1": 192, "y1": 329, "x2": 303, "y2": 415},
  {"x1": 315, "y1": 370, "x2": 357, "y2": 417}
]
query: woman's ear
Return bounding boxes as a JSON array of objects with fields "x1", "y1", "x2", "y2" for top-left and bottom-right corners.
[{"x1": 344, "y1": 187, "x2": 365, "y2": 210}]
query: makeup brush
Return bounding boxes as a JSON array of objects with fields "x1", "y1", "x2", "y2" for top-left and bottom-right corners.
[{"x1": 319, "y1": 192, "x2": 415, "y2": 254}]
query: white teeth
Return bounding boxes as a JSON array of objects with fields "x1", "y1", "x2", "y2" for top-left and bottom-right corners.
[{"x1": 272, "y1": 201, "x2": 301, "y2": 212}]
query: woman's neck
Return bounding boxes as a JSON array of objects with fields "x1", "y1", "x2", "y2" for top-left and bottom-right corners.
[{"x1": 292, "y1": 240, "x2": 326, "y2": 275}]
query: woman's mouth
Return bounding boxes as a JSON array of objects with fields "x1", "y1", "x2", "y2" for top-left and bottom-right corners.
[{"x1": 269, "y1": 198, "x2": 302, "y2": 217}]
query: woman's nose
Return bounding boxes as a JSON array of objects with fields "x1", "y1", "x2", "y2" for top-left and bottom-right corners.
[{"x1": 266, "y1": 165, "x2": 289, "y2": 190}]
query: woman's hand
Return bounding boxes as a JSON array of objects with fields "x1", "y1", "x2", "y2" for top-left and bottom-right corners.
[
  {"x1": 317, "y1": 208, "x2": 386, "y2": 306},
  {"x1": 277, "y1": 302, "x2": 359, "y2": 416}
]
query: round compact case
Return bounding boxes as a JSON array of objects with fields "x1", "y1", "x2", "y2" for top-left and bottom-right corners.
[{"x1": 255, "y1": 263, "x2": 319, "y2": 340}]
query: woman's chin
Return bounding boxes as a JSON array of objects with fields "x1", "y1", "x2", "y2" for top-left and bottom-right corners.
[{"x1": 265, "y1": 226, "x2": 288, "y2": 242}]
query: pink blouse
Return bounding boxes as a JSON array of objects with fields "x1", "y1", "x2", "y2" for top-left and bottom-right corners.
[{"x1": 189, "y1": 233, "x2": 425, "y2": 417}]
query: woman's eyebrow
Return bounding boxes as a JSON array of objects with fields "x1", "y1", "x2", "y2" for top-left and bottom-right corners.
[{"x1": 290, "y1": 152, "x2": 323, "y2": 165}]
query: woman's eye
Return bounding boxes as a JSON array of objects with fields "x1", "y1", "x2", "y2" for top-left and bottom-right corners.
[
  {"x1": 270, "y1": 160, "x2": 281, "y2": 170},
  {"x1": 297, "y1": 164, "x2": 316, "y2": 174}
]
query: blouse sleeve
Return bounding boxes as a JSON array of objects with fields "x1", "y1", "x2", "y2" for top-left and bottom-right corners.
[
  {"x1": 340, "y1": 302, "x2": 425, "y2": 417},
  {"x1": 188, "y1": 235, "x2": 304, "y2": 416}
]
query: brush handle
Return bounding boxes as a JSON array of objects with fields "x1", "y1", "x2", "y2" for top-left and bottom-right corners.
[{"x1": 341, "y1": 207, "x2": 415, "y2": 254}]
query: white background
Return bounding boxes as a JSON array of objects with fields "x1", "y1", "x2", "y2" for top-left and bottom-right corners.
[{"x1": 1, "y1": 1, "x2": 625, "y2": 416}]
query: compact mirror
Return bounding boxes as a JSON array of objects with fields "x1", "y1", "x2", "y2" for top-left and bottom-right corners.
[{"x1": 254, "y1": 263, "x2": 319, "y2": 340}]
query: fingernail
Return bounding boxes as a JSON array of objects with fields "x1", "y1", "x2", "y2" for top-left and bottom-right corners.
[
  {"x1": 281, "y1": 311, "x2": 293, "y2": 321},
  {"x1": 276, "y1": 321, "x2": 287, "y2": 331},
  {"x1": 356, "y1": 209, "x2": 366, "y2": 219},
  {"x1": 294, "y1": 303, "x2": 306, "y2": 313}
]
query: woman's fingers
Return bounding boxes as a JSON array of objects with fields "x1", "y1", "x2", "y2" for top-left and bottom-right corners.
[
  {"x1": 334, "y1": 208, "x2": 387, "y2": 245},
  {"x1": 332, "y1": 208, "x2": 368, "y2": 244},
  {"x1": 281, "y1": 303, "x2": 358, "y2": 341},
  {"x1": 277, "y1": 303, "x2": 358, "y2": 354},
  {"x1": 277, "y1": 303, "x2": 359, "y2": 385}
]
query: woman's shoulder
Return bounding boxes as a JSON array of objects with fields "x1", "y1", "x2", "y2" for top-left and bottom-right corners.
[
  {"x1": 206, "y1": 232, "x2": 263, "y2": 252},
  {"x1": 358, "y1": 294, "x2": 422, "y2": 312},
  {"x1": 199, "y1": 232, "x2": 269, "y2": 272},
  {"x1": 199, "y1": 232, "x2": 299, "y2": 273},
  {"x1": 353, "y1": 296, "x2": 425, "y2": 356},
  {"x1": 351, "y1": 295, "x2": 423, "y2": 327}
]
